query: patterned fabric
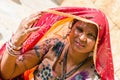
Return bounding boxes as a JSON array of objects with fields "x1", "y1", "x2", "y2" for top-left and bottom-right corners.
[
  {"x1": 34, "y1": 64, "x2": 53, "y2": 80},
  {"x1": 71, "y1": 71, "x2": 89, "y2": 80},
  {"x1": 0, "y1": 7, "x2": 114, "y2": 80},
  {"x1": 22, "y1": 7, "x2": 114, "y2": 80},
  {"x1": 32, "y1": 38, "x2": 100, "y2": 80},
  {"x1": 21, "y1": 12, "x2": 65, "y2": 53}
]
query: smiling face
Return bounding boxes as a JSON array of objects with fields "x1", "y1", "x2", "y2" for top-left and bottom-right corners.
[{"x1": 69, "y1": 20, "x2": 98, "y2": 54}]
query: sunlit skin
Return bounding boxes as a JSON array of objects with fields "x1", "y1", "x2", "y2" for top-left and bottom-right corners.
[{"x1": 69, "y1": 20, "x2": 98, "y2": 55}]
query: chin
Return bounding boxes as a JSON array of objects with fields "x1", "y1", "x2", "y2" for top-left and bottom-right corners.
[{"x1": 73, "y1": 46, "x2": 89, "y2": 54}]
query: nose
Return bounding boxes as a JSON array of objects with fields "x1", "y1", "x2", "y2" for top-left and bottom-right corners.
[{"x1": 79, "y1": 34, "x2": 87, "y2": 42}]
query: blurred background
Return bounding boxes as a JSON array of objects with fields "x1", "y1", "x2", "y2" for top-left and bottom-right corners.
[{"x1": 0, "y1": 0, "x2": 120, "y2": 79}]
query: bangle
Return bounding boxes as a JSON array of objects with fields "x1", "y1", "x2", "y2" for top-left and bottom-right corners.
[
  {"x1": 6, "y1": 42, "x2": 21, "y2": 57},
  {"x1": 8, "y1": 39, "x2": 22, "y2": 51}
]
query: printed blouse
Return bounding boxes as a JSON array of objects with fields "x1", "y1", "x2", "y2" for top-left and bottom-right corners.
[{"x1": 31, "y1": 38, "x2": 100, "y2": 80}]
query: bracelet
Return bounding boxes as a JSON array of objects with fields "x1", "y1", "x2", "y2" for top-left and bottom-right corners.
[
  {"x1": 8, "y1": 39, "x2": 22, "y2": 51},
  {"x1": 6, "y1": 42, "x2": 21, "y2": 57}
]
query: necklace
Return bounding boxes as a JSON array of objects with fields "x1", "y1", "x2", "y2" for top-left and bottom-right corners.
[{"x1": 57, "y1": 49, "x2": 92, "y2": 80}]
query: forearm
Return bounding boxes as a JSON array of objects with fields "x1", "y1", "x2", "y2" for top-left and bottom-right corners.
[
  {"x1": 0, "y1": 44, "x2": 41, "y2": 79},
  {"x1": 0, "y1": 42, "x2": 26, "y2": 79},
  {"x1": 1, "y1": 50, "x2": 17, "y2": 79}
]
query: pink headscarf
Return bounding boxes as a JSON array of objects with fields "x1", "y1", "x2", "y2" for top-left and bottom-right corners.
[
  {"x1": 49, "y1": 7, "x2": 114, "y2": 80},
  {"x1": 0, "y1": 7, "x2": 114, "y2": 80}
]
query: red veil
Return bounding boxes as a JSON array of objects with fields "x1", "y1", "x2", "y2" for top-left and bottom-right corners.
[{"x1": 0, "y1": 7, "x2": 114, "y2": 80}]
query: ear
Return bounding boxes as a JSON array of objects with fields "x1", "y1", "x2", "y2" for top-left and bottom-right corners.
[
  {"x1": 68, "y1": 21, "x2": 73, "y2": 29},
  {"x1": 63, "y1": 22, "x2": 72, "y2": 39},
  {"x1": 62, "y1": 30, "x2": 70, "y2": 39}
]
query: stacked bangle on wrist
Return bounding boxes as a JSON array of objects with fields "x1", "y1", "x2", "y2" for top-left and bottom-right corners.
[
  {"x1": 6, "y1": 40, "x2": 22, "y2": 57},
  {"x1": 8, "y1": 39, "x2": 22, "y2": 51}
]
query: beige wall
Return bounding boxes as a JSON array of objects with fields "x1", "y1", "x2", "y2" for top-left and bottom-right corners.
[
  {"x1": 0, "y1": 0, "x2": 58, "y2": 46},
  {"x1": 61, "y1": 0, "x2": 120, "y2": 79}
]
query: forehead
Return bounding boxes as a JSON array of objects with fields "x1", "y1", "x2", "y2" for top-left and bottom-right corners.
[{"x1": 74, "y1": 20, "x2": 98, "y2": 31}]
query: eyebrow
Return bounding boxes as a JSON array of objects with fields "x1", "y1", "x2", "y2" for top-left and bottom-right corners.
[{"x1": 77, "y1": 25, "x2": 97, "y2": 36}]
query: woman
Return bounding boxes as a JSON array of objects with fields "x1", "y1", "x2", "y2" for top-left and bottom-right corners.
[{"x1": 0, "y1": 7, "x2": 114, "y2": 80}]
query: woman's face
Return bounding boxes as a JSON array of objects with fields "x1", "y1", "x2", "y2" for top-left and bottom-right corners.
[{"x1": 69, "y1": 20, "x2": 98, "y2": 54}]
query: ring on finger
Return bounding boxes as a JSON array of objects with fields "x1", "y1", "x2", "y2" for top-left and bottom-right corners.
[{"x1": 24, "y1": 24, "x2": 28, "y2": 29}]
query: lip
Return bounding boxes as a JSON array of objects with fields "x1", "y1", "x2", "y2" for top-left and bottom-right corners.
[{"x1": 75, "y1": 41, "x2": 85, "y2": 48}]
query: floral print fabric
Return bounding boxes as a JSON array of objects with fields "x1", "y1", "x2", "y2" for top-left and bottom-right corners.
[{"x1": 33, "y1": 38, "x2": 100, "y2": 80}]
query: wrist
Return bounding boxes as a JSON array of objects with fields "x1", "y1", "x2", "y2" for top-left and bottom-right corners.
[
  {"x1": 11, "y1": 36, "x2": 22, "y2": 47},
  {"x1": 8, "y1": 38, "x2": 22, "y2": 51},
  {"x1": 6, "y1": 42, "x2": 21, "y2": 57}
]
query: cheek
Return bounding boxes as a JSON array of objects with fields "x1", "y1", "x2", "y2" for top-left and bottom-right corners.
[
  {"x1": 69, "y1": 30, "x2": 76, "y2": 39},
  {"x1": 87, "y1": 39, "x2": 96, "y2": 49}
]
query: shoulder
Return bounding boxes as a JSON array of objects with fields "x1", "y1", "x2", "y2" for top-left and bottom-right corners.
[{"x1": 37, "y1": 36, "x2": 66, "y2": 47}]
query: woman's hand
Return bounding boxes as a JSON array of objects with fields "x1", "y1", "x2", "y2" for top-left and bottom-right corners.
[{"x1": 11, "y1": 12, "x2": 41, "y2": 47}]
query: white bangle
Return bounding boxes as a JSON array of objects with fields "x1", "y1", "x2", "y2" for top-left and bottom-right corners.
[
  {"x1": 6, "y1": 42, "x2": 21, "y2": 57},
  {"x1": 8, "y1": 39, "x2": 22, "y2": 51}
]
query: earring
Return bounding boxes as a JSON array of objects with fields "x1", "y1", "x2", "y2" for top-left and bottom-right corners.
[
  {"x1": 62, "y1": 29, "x2": 71, "y2": 39},
  {"x1": 62, "y1": 21, "x2": 72, "y2": 39},
  {"x1": 68, "y1": 21, "x2": 72, "y2": 29}
]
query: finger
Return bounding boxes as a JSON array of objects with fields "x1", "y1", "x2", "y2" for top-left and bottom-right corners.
[
  {"x1": 28, "y1": 11, "x2": 42, "y2": 19},
  {"x1": 29, "y1": 27, "x2": 40, "y2": 32},
  {"x1": 32, "y1": 11, "x2": 42, "y2": 17},
  {"x1": 24, "y1": 24, "x2": 29, "y2": 29},
  {"x1": 27, "y1": 17, "x2": 39, "y2": 28},
  {"x1": 24, "y1": 27, "x2": 40, "y2": 34},
  {"x1": 23, "y1": 11, "x2": 42, "y2": 23},
  {"x1": 22, "y1": 11, "x2": 42, "y2": 30},
  {"x1": 24, "y1": 16, "x2": 39, "y2": 29}
]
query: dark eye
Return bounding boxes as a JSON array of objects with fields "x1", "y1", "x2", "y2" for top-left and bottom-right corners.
[
  {"x1": 87, "y1": 33, "x2": 96, "y2": 40},
  {"x1": 76, "y1": 27, "x2": 83, "y2": 32}
]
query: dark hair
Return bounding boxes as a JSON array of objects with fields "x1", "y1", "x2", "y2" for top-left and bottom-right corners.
[{"x1": 71, "y1": 19, "x2": 79, "y2": 27}]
